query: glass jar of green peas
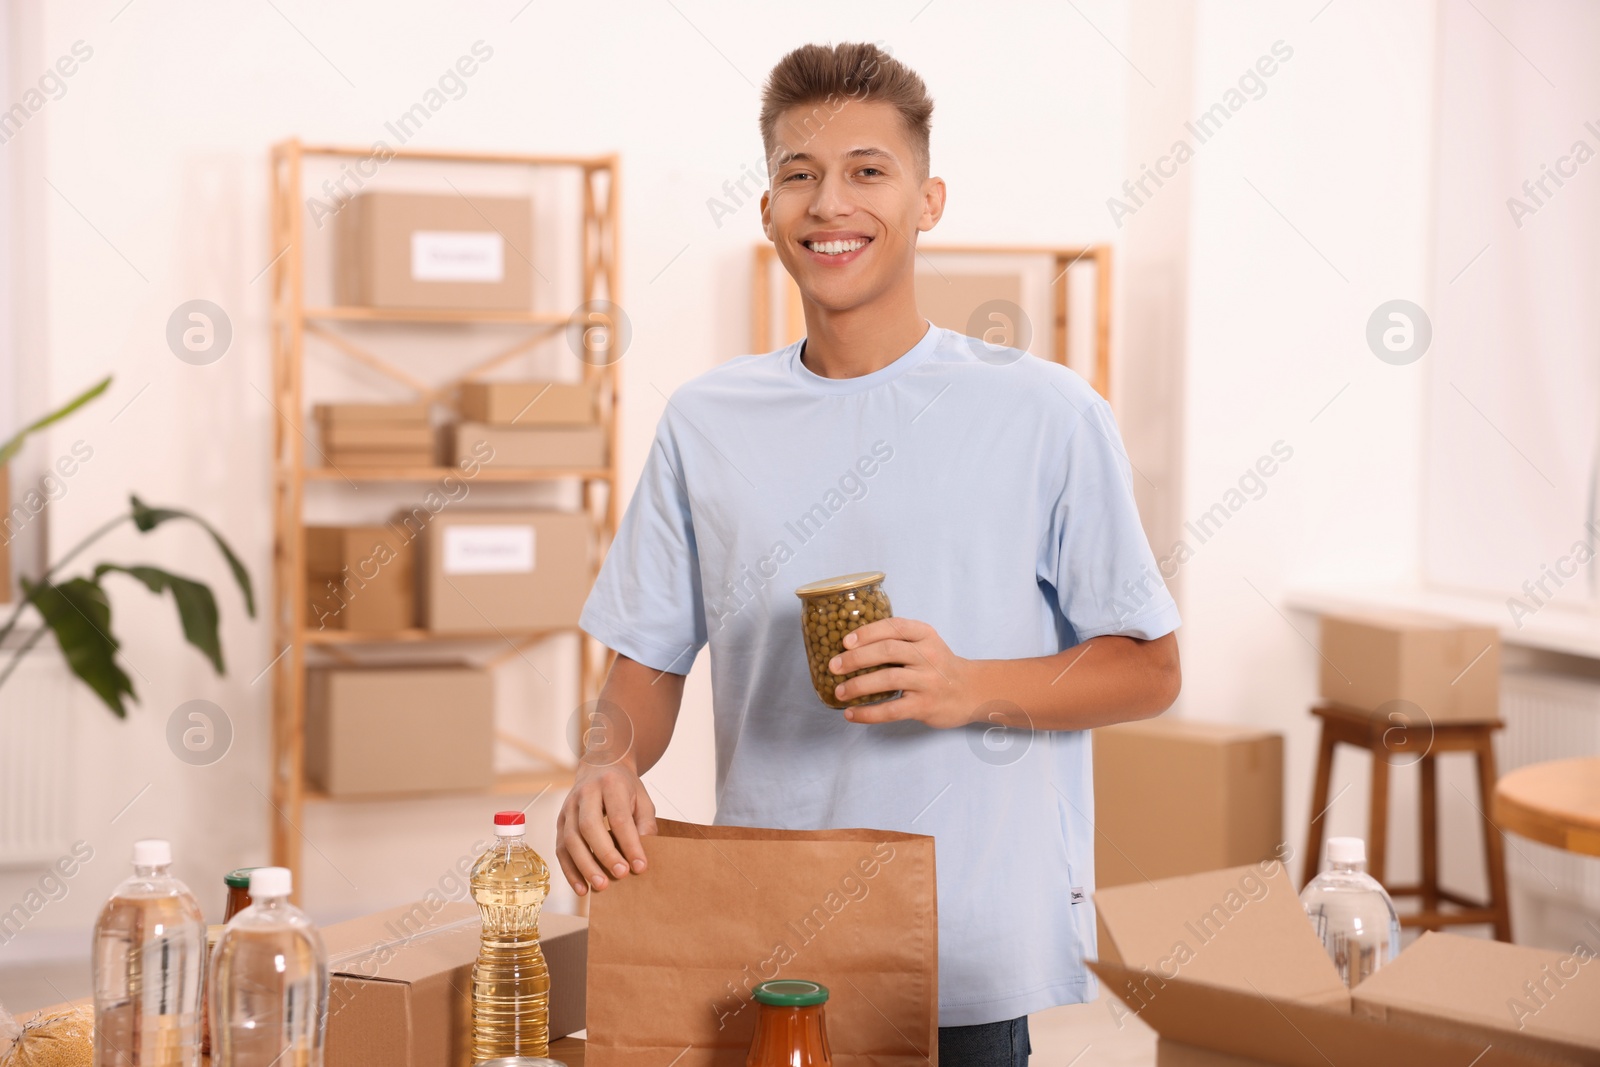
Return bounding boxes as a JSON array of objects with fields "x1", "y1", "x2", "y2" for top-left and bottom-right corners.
[{"x1": 795, "y1": 572, "x2": 901, "y2": 709}]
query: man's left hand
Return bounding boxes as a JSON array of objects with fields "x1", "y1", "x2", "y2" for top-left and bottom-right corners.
[{"x1": 828, "y1": 617, "x2": 976, "y2": 727}]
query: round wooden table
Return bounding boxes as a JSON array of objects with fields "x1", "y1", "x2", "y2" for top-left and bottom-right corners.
[{"x1": 1493, "y1": 757, "x2": 1600, "y2": 857}]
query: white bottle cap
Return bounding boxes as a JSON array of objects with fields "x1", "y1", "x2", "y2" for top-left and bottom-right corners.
[
  {"x1": 1327, "y1": 837, "x2": 1365, "y2": 865},
  {"x1": 249, "y1": 867, "x2": 293, "y2": 898},
  {"x1": 132, "y1": 839, "x2": 172, "y2": 867}
]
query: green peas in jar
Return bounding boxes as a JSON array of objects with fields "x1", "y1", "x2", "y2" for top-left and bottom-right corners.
[{"x1": 794, "y1": 572, "x2": 901, "y2": 710}]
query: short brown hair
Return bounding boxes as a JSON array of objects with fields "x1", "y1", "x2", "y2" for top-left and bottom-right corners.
[{"x1": 759, "y1": 42, "x2": 934, "y2": 178}]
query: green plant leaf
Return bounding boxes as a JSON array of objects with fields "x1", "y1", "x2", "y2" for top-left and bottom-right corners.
[
  {"x1": 128, "y1": 496, "x2": 255, "y2": 617},
  {"x1": 0, "y1": 376, "x2": 112, "y2": 466},
  {"x1": 20, "y1": 574, "x2": 134, "y2": 718},
  {"x1": 95, "y1": 563, "x2": 224, "y2": 674}
]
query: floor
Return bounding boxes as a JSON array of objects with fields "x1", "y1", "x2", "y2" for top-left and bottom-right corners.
[{"x1": 1029, "y1": 999, "x2": 1157, "y2": 1066}]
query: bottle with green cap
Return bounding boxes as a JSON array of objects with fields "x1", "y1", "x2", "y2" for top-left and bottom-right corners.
[
  {"x1": 745, "y1": 979, "x2": 833, "y2": 1066},
  {"x1": 223, "y1": 867, "x2": 259, "y2": 922}
]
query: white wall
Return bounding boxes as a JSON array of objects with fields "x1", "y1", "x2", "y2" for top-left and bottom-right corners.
[
  {"x1": 0, "y1": 0, "x2": 1132, "y2": 945},
  {"x1": 1176, "y1": 0, "x2": 1439, "y2": 884}
]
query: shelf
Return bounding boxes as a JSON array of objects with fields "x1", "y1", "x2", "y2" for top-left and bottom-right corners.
[
  {"x1": 303, "y1": 306, "x2": 570, "y2": 326},
  {"x1": 294, "y1": 144, "x2": 614, "y2": 169},
  {"x1": 303, "y1": 627, "x2": 575, "y2": 645},
  {"x1": 302, "y1": 465, "x2": 612, "y2": 482},
  {"x1": 302, "y1": 767, "x2": 577, "y2": 804},
  {"x1": 269, "y1": 138, "x2": 618, "y2": 885}
]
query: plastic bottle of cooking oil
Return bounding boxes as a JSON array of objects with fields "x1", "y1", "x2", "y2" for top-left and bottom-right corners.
[
  {"x1": 209, "y1": 867, "x2": 328, "y2": 1067},
  {"x1": 92, "y1": 839, "x2": 206, "y2": 1067},
  {"x1": 471, "y1": 810, "x2": 564, "y2": 1064}
]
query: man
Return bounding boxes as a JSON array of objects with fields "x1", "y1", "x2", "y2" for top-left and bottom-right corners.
[{"x1": 557, "y1": 41, "x2": 1181, "y2": 1067}]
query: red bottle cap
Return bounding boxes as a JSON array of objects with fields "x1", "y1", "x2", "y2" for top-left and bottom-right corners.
[{"x1": 493, "y1": 811, "x2": 527, "y2": 835}]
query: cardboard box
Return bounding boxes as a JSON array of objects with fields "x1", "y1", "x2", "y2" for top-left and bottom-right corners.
[
  {"x1": 1164, "y1": 1043, "x2": 1273, "y2": 1067},
  {"x1": 1093, "y1": 717, "x2": 1283, "y2": 887},
  {"x1": 321, "y1": 422, "x2": 435, "y2": 450},
  {"x1": 551, "y1": 1037, "x2": 587, "y2": 1064},
  {"x1": 305, "y1": 525, "x2": 416, "y2": 632},
  {"x1": 914, "y1": 271, "x2": 1024, "y2": 338},
  {"x1": 306, "y1": 666, "x2": 493, "y2": 796},
  {"x1": 459, "y1": 380, "x2": 597, "y2": 425},
  {"x1": 1092, "y1": 863, "x2": 1599, "y2": 1067},
  {"x1": 323, "y1": 900, "x2": 587, "y2": 1067},
  {"x1": 315, "y1": 403, "x2": 436, "y2": 469},
  {"x1": 325, "y1": 448, "x2": 437, "y2": 469},
  {"x1": 1352, "y1": 931, "x2": 1600, "y2": 1065},
  {"x1": 452, "y1": 423, "x2": 607, "y2": 470},
  {"x1": 335, "y1": 191, "x2": 533, "y2": 311},
  {"x1": 315, "y1": 402, "x2": 431, "y2": 423},
  {"x1": 1319, "y1": 610, "x2": 1501, "y2": 722},
  {"x1": 420, "y1": 510, "x2": 591, "y2": 633},
  {"x1": 1158, "y1": 1042, "x2": 1277, "y2": 1067}
]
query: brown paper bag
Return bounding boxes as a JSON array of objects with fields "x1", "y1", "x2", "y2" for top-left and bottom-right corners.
[{"x1": 585, "y1": 818, "x2": 939, "y2": 1066}]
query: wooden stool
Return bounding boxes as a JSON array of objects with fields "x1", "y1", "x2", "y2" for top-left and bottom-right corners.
[{"x1": 1302, "y1": 702, "x2": 1512, "y2": 941}]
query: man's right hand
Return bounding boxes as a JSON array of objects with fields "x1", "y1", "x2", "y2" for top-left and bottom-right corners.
[
  {"x1": 556, "y1": 758, "x2": 657, "y2": 895},
  {"x1": 553, "y1": 654, "x2": 685, "y2": 896}
]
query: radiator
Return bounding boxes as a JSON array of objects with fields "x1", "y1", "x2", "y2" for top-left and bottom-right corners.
[
  {"x1": 1498, "y1": 669, "x2": 1600, "y2": 908},
  {"x1": 0, "y1": 635, "x2": 75, "y2": 868}
]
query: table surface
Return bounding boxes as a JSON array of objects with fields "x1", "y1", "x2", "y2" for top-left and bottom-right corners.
[
  {"x1": 1493, "y1": 756, "x2": 1600, "y2": 857},
  {"x1": 2, "y1": 1003, "x2": 588, "y2": 1067},
  {"x1": 551, "y1": 1036, "x2": 586, "y2": 1065}
]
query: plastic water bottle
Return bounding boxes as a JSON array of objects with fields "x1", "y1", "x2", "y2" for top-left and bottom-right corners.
[
  {"x1": 1300, "y1": 837, "x2": 1401, "y2": 989},
  {"x1": 209, "y1": 867, "x2": 329, "y2": 1067},
  {"x1": 471, "y1": 810, "x2": 563, "y2": 1064},
  {"x1": 92, "y1": 839, "x2": 206, "y2": 1066}
]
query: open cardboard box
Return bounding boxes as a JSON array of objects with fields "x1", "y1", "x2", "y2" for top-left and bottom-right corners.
[{"x1": 1090, "y1": 862, "x2": 1600, "y2": 1066}]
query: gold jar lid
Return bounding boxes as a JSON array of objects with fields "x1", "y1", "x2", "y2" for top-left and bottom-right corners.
[{"x1": 794, "y1": 571, "x2": 886, "y2": 597}]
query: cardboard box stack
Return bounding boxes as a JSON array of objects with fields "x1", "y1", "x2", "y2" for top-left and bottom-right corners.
[
  {"x1": 334, "y1": 191, "x2": 534, "y2": 311},
  {"x1": 322, "y1": 900, "x2": 586, "y2": 1067},
  {"x1": 305, "y1": 524, "x2": 415, "y2": 632},
  {"x1": 452, "y1": 380, "x2": 605, "y2": 470},
  {"x1": 1092, "y1": 863, "x2": 1600, "y2": 1066},
  {"x1": 420, "y1": 509, "x2": 591, "y2": 633},
  {"x1": 306, "y1": 666, "x2": 492, "y2": 797},
  {"x1": 1319, "y1": 609, "x2": 1501, "y2": 723},
  {"x1": 1094, "y1": 717, "x2": 1284, "y2": 887},
  {"x1": 315, "y1": 403, "x2": 434, "y2": 469}
]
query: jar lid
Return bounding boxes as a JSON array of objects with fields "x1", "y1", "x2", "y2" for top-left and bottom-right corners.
[
  {"x1": 794, "y1": 572, "x2": 885, "y2": 597},
  {"x1": 224, "y1": 867, "x2": 261, "y2": 889},
  {"x1": 753, "y1": 979, "x2": 829, "y2": 1006}
]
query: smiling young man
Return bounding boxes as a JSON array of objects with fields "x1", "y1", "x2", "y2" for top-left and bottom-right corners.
[{"x1": 557, "y1": 42, "x2": 1181, "y2": 1066}]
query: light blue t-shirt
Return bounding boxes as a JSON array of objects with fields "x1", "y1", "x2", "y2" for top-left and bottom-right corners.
[{"x1": 580, "y1": 321, "x2": 1181, "y2": 1026}]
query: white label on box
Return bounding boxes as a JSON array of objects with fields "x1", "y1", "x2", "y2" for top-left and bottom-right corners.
[
  {"x1": 443, "y1": 525, "x2": 535, "y2": 575},
  {"x1": 411, "y1": 231, "x2": 505, "y2": 283}
]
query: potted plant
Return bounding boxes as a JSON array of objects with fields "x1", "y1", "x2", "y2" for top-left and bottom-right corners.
[{"x1": 0, "y1": 376, "x2": 254, "y2": 716}]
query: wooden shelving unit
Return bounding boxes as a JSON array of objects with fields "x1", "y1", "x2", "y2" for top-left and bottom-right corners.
[
  {"x1": 752, "y1": 242, "x2": 1114, "y2": 400},
  {"x1": 267, "y1": 140, "x2": 621, "y2": 891}
]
